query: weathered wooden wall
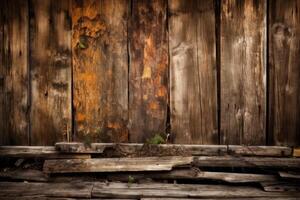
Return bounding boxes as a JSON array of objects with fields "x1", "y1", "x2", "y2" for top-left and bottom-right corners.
[{"x1": 0, "y1": 0, "x2": 299, "y2": 146}]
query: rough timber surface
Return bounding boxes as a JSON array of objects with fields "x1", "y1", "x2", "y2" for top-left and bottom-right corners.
[
  {"x1": 0, "y1": 146, "x2": 90, "y2": 159},
  {"x1": 168, "y1": 0, "x2": 218, "y2": 144},
  {"x1": 1, "y1": 182, "x2": 299, "y2": 199},
  {"x1": 72, "y1": 0, "x2": 129, "y2": 143},
  {"x1": 43, "y1": 156, "x2": 193, "y2": 173},
  {"x1": 220, "y1": 0, "x2": 266, "y2": 145},
  {"x1": 107, "y1": 169, "x2": 277, "y2": 183},
  {"x1": 55, "y1": 143, "x2": 292, "y2": 157}
]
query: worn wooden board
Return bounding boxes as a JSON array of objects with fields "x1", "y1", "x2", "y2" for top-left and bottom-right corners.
[
  {"x1": 0, "y1": 0, "x2": 29, "y2": 145},
  {"x1": 220, "y1": 0, "x2": 266, "y2": 145},
  {"x1": 0, "y1": 198, "x2": 133, "y2": 200},
  {"x1": 0, "y1": 182, "x2": 94, "y2": 198},
  {"x1": 269, "y1": 0, "x2": 300, "y2": 146},
  {"x1": 55, "y1": 142, "x2": 292, "y2": 157},
  {"x1": 43, "y1": 156, "x2": 193, "y2": 173},
  {"x1": 0, "y1": 146, "x2": 91, "y2": 159},
  {"x1": 142, "y1": 198, "x2": 300, "y2": 200},
  {"x1": 92, "y1": 182, "x2": 300, "y2": 198},
  {"x1": 0, "y1": 169, "x2": 48, "y2": 182},
  {"x1": 29, "y1": 0, "x2": 72, "y2": 145},
  {"x1": 279, "y1": 171, "x2": 300, "y2": 179},
  {"x1": 194, "y1": 156, "x2": 300, "y2": 168},
  {"x1": 107, "y1": 169, "x2": 277, "y2": 183},
  {"x1": 128, "y1": 0, "x2": 168, "y2": 142},
  {"x1": 72, "y1": 0, "x2": 129, "y2": 143},
  {"x1": 168, "y1": 0, "x2": 217, "y2": 144},
  {"x1": 55, "y1": 142, "x2": 227, "y2": 156},
  {"x1": 260, "y1": 181, "x2": 300, "y2": 192},
  {"x1": 228, "y1": 145, "x2": 292, "y2": 157}
]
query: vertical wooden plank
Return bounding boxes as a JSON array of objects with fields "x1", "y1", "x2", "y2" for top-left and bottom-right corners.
[
  {"x1": 30, "y1": 0, "x2": 72, "y2": 145},
  {"x1": 72, "y1": 0, "x2": 129, "y2": 142},
  {"x1": 0, "y1": 0, "x2": 29, "y2": 145},
  {"x1": 220, "y1": 0, "x2": 266, "y2": 145},
  {"x1": 129, "y1": 0, "x2": 168, "y2": 142},
  {"x1": 269, "y1": 0, "x2": 300, "y2": 146},
  {"x1": 169, "y1": 0, "x2": 217, "y2": 144}
]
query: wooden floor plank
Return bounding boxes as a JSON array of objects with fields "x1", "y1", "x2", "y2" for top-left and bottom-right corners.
[
  {"x1": 0, "y1": 182, "x2": 93, "y2": 198},
  {"x1": 0, "y1": 169, "x2": 48, "y2": 182},
  {"x1": 92, "y1": 182, "x2": 300, "y2": 198},
  {"x1": 194, "y1": 156, "x2": 300, "y2": 168},
  {"x1": 107, "y1": 169, "x2": 277, "y2": 183},
  {"x1": 43, "y1": 157, "x2": 193, "y2": 173}
]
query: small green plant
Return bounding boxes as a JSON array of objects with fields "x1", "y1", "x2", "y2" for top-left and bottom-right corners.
[
  {"x1": 127, "y1": 175, "x2": 135, "y2": 187},
  {"x1": 78, "y1": 35, "x2": 88, "y2": 49},
  {"x1": 78, "y1": 41, "x2": 87, "y2": 49},
  {"x1": 146, "y1": 134, "x2": 165, "y2": 145}
]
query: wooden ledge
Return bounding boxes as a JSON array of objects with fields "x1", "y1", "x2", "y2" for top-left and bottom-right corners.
[{"x1": 56, "y1": 143, "x2": 293, "y2": 157}]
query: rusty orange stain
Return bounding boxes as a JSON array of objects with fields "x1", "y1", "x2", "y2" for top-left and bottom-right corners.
[
  {"x1": 157, "y1": 87, "x2": 167, "y2": 97},
  {"x1": 76, "y1": 72, "x2": 97, "y2": 82},
  {"x1": 148, "y1": 101, "x2": 159, "y2": 110},
  {"x1": 107, "y1": 122, "x2": 122, "y2": 129},
  {"x1": 76, "y1": 113, "x2": 86, "y2": 122}
]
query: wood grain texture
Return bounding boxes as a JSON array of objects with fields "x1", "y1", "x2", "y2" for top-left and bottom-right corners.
[
  {"x1": 220, "y1": 0, "x2": 266, "y2": 145},
  {"x1": 169, "y1": 0, "x2": 217, "y2": 144},
  {"x1": 0, "y1": 0, "x2": 29, "y2": 145},
  {"x1": 108, "y1": 169, "x2": 277, "y2": 183},
  {"x1": 194, "y1": 156, "x2": 300, "y2": 168},
  {"x1": 269, "y1": 0, "x2": 300, "y2": 146},
  {"x1": 129, "y1": 0, "x2": 168, "y2": 142},
  {"x1": 0, "y1": 146, "x2": 91, "y2": 158},
  {"x1": 0, "y1": 182, "x2": 94, "y2": 198},
  {"x1": 29, "y1": 0, "x2": 72, "y2": 145},
  {"x1": 43, "y1": 156, "x2": 193, "y2": 173},
  {"x1": 92, "y1": 182, "x2": 300, "y2": 199},
  {"x1": 72, "y1": 0, "x2": 129, "y2": 143}
]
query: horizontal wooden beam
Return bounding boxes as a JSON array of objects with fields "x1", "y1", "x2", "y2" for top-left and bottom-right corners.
[
  {"x1": 44, "y1": 156, "x2": 300, "y2": 174},
  {"x1": 0, "y1": 146, "x2": 90, "y2": 159},
  {"x1": 55, "y1": 143, "x2": 228, "y2": 156},
  {"x1": 0, "y1": 169, "x2": 48, "y2": 182},
  {"x1": 194, "y1": 156, "x2": 300, "y2": 168},
  {"x1": 92, "y1": 182, "x2": 300, "y2": 198},
  {"x1": 1, "y1": 181, "x2": 299, "y2": 199},
  {"x1": 228, "y1": 145, "x2": 292, "y2": 157},
  {"x1": 0, "y1": 182, "x2": 94, "y2": 198},
  {"x1": 43, "y1": 156, "x2": 194, "y2": 173},
  {"x1": 55, "y1": 143, "x2": 293, "y2": 157},
  {"x1": 0, "y1": 144, "x2": 294, "y2": 159},
  {"x1": 279, "y1": 171, "x2": 300, "y2": 179},
  {"x1": 107, "y1": 169, "x2": 277, "y2": 183}
]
